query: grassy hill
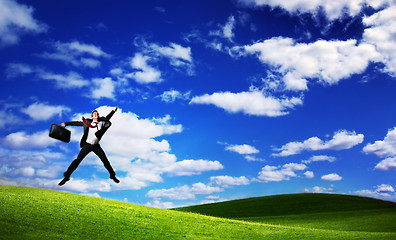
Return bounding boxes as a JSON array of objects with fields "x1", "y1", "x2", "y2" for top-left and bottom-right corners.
[
  {"x1": 175, "y1": 193, "x2": 396, "y2": 233},
  {"x1": 1, "y1": 186, "x2": 395, "y2": 239}
]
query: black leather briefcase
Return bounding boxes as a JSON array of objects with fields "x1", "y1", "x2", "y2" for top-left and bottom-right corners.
[{"x1": 49, "y1": 123, "x2": 71, "y2": 143}]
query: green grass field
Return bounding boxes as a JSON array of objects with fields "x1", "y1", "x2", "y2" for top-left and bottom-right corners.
[{"x1": 1, "y1": 186, "x2": 396, "y2": 239}]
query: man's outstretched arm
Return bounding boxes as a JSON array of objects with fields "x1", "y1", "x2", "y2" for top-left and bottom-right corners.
[
  {"x1": 61, "y1": 121, "x2": 84, "y2": 127},
  {"x1": 105, "y1": 106, "x2": 118, "y2": 121}
]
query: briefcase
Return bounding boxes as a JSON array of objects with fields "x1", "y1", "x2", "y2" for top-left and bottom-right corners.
[{"x1": 49, "y1": 123, "x2": 71, "y2": 143}]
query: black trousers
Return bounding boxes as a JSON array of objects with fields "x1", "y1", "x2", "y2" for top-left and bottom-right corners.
[{"x1": 64, "y1": 143, "x2": 116, "y2": 178}]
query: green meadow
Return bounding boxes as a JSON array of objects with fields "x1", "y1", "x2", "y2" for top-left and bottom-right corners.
[{"x1": 1, "y1": 185, "x2": 395, "y2": 239}]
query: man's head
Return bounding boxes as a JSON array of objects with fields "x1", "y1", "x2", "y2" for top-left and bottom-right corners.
[{"x1": 91, "y1": 110, "x2": 99, "y2": 119}]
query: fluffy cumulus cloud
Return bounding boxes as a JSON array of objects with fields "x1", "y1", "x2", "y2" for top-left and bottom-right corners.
[
  {"x1": 363, "y1": 5, "x2": 396, "y2": 76},
  {"x1": 237, "y1": 0, "x2": 389, "y2": 21},
  {"x1": 41, "y1": 41, "x2": 110, "y2": 68},
  {"x1": 3, "y1": 130, "x2": 58, "y2": 149},
  {"x1": 302, "y1": 155, "x2": 336, "y2": 164},
  {"x1": 321, "y1": 173, "x2": 342, "y2": 181},
  {"x1": 235, "y1": 0, "x2": 396, "y2": 82},
  {"x1": 127, "y1": 53, "x2": 163, "y2": 84},
  {"x1": 149, "y1": 42, "x2": 193, "y2": 68},
  {"x1": 273, "y1": 130, "x2": 364, "y2": 157},
  {"x1": 364, "y1": 127, "x2": 396, "y2": 170},
  {"x1": 190, "y1": 89, "x2": 303, "y2": 117},
  {"x1": 38, "y1": 71, "x2": 90, "y2": 89},
  {"x1": 21, "y1": 102, "x2": 71, "y2": 121},
  {"x1": 363, "y1": 127, "x2": 396, "y2": 158},
  {"x1": 0, "y1": 147, "x2": 64, "y2": 182},
  {"x1": 0, "y1": 0, "x2": 47, "y2": 45},
  {"x1": 257, "y1": 163, "x2": 307, "y2": 182},
  {"x1": 210, "y1": 175, "x2": 250, "y2": 187},
  {"x1": 160, "y1": 90, "x2": 191, "y2": 103},
  {"x1": 304, "y1": 186, "x2": 333, "y2": 193},
  {"x1": 146, "y1": 182, "x2": 224, "y2": 200},
  {"x1": 355, "y1": 184, "x2": 396, "y2": 201},
  {"x1": 125, "y1": 40, "x2": 194, "y2": 84},
  {"x1": 91, "y1": 77, "x2": 115, "y2": 100},
  {"x1": 210, "y1": 15, "x2": 236, "y2": 42},
  {"x1": 225, "y1": 144, "x2": 259, "y2": 155},
  {"x1": 374, "y1": 157, "x2": 396, "y2": 171},
  {"x1": 236, "y1": 38, "x2": 380, "y2": 91},
  {"x1": 164, "y1": 159, "x2": 224, "y2": 176}
]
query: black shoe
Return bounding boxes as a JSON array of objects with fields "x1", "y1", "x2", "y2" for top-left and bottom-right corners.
[
  {"x1": 110, "y1": 176, "x2": 120, "y2": 183},
  {"x1": 58, "y1": 177, "x2": 70, "y2": 186}
]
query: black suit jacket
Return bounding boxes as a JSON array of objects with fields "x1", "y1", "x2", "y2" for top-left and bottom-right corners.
[{"x1": 65, "y1": 110, "x2": 116, "y2": 148}]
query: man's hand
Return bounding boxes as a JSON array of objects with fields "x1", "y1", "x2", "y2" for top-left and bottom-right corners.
[{"x1": 60, "y1": 123, "x2": 66, "y2": 127}]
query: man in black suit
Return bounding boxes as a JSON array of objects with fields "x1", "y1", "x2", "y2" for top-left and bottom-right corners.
[{"x1": 58, "y1": 107, "x2": 120, "y2": 186}]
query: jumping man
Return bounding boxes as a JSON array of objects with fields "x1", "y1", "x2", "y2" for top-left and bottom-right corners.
[{"x1": 58, "y1": 107, "x2": 120, "y2": 186}]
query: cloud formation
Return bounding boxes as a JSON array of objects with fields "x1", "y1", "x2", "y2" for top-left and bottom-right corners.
[
  {"x1": 146, "y1": 182, "x2": 224, "y2": 200},
  {"x1": 321, "y1": 173, "x2": 342, "y2": 181},
  {"x1": 235, "y1": 38, "x2": 380, "y2": 91},
  {"x1": 21, "y1": 102, "x2": 71, "y2": 121},
  {"x1": 257, "y1": 163, "x2": 307, "y2": 182},
  {"x1": 273, "y1": 130, "x2": 364, "y2": 157},
  {"x1": 40, "y1": 41, "x2": 110, "y2": 68},
  {"x1": 190, "y1": 89, "x2": 303, "y2": 117},
  {"x1": 237, "y1": 0, "x2": 388, "y2": 21},
  {"x1": 0, "y1": 0, "x2": 47, "y2": 45}
]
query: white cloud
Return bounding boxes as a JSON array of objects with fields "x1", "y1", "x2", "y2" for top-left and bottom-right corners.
[
  {"x1": 375, "y1": 157, "x2": 396, "y2": 171},
  {"x1": 244, "y1": 155, "x2": 266, "y2": 162},
  {"x1": 15, "y1": 166, "x2": 35, "y2": 177},
  {"x1": 40, "y1": 41, "x2": 109, "y2": 68},
  {"x1": 3, "y1": 130, "x2": 58, "y2": 149},
  {"x1": 376, "y1": 184, "x2": 395, "y2": 193},
  {"x1": 0, "y1": 146, "x2": 64, "y2": 181},
  {"x1": 303, "y1": 186, "x2": 333, "y2": 193},
  {"x1": 304, "y1": 171, "x2": 314, "y2": 178},
  {"x1": 91, "y1": 77, "x2": 115, "y2": 100},
  {"x1": 237, "y1": 38, "x2": 380, "y2": 91},
  {"x1": 148, "y1": 42, "x2": 194, "y2": 75},
  {"x1": 0, "y1": 109, "x2": 24, "y2": 129},
  {"x1": 225, "y1": 144, "x2": 259, "y2": 155},
  {"x1": 127, "y1": 40, "x2": 194, "y2": 82},
  {"x1": 210, "y1": 175, "x2": 250, "y2": 187},
  {"x1": 146, "y1": 182, "x2": 224, "y2": 200},
  {"x1": 160, "y1": 90, "x2": 191, "y2": 103},
  {"x1": 0, "y1": 0, "x2": 47, "y2": 45},
  {"x1": 363, "y1": 5, "x2": 396, "y2": 76},
  {"x1": 21, "y1": 102, "x2": 71, "y2": 121},
  {"x1": 273, "y1": 130, "x2": 364, "y2": 157},
  {"x1": 150, "y1": 42, "x2": 192, "y2": 64},
  {"x1": 5, "y1": 63, "x2": 34, "y2": 78},
  {"x1": 257, "y1": 163, "x2": 307, "y2": 182},
  {"x1": 355, "y1": 184, "x2": 396, "y2": 201},
  {"x1": 38, "y1": 71, "x2": 90, "y2": 89},
  {"x1": 237, "y1": 0, "x2": 389, "y2": 21},
  {"x1": 127, "y1": 53, "x2": 163, "y2": 84},
  {"x1": 190, "y1": 89, "x2": 303, "y2": 117},
  {"x1": 67, "y1": 41, "x2": 109, "y2": 57},
  {"x1": 164, "y1": 159, "x2": 224, "y2": 176},
  {"x1": 363, "y1": 127, "x2": 396, "y2": 158},
  {"x1": 321, "y1": 173, "x2": 342, "y2": 181},
  {"x1": 210, "y1": 15, "x2": 236, "y2": 42},
  {"x1": 302, "y1": 155, "x2": 336, "y2": 164}
]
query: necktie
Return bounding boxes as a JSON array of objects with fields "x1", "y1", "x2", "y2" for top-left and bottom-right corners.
[{"x1": 82, "y1": 117, "x2": 98, "y2": 130}]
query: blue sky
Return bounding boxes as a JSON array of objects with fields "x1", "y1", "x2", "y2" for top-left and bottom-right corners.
[{"x1": 1, "y1": 0, "x2": 396, "y2": 208}]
